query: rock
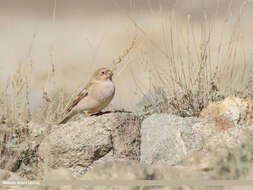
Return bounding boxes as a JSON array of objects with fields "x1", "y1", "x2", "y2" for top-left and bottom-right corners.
[
  {"x1": 180, "y1": 118, "x2": 253, "y2": 173},
  {"x1": 205, "y1": 126, "x2": 253, "y2": 152},
  {"x1": 200, "y1": 97, "x2": 253, "y2": 126},
  {"x1": 191, "y1": 116, "x2": 236, "y2": 139},
  {"x1": 0, "y1": 121, "x2": 43, "y2": 180},
  {"x1": 179, "y1": 127, "x2": 253, "y2": 172},
  {"x1": 141, "y1": 114, "x2": 204, "y2": 165},
  {"x1": 140, "y1": 112, "x2": 253, "y2": 171},
  {"x1": 87, "y1": 150, "x2": 125, "y2": 171},
  {"x1": 188, "y1": 116, "x2": 253, "y2": 169},
  {"x1": 38, "y1": 112, "x2": 141, "y2": 177},
  {"x1": 192, "y1": 114, "x2": 253, "y2": 153}
]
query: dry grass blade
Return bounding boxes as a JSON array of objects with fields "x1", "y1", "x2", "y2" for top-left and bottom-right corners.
[{"x1": 113, "y1": 34, "x2": 137, "y2": 78}]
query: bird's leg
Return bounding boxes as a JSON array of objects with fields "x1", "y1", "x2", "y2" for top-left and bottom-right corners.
[{"x1": 82, "y1": 111, "x2": 90, "y2": 117}]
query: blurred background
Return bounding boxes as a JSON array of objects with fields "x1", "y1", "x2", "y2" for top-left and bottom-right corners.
[{"x1": 0, "y1": 0, "x2": 252, "y2": 114}]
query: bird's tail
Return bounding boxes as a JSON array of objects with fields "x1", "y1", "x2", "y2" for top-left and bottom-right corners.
[{"x1": 57, "y1": 110, "x2": 78, "y2": 125}]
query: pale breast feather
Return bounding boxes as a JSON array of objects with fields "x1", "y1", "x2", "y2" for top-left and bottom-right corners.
[{"x1": 95, "y1": 80, "x2": 115, "y2": 102}]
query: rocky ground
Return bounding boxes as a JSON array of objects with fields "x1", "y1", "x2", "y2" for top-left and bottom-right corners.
[{"x1": 1, "y1": 97, "x2": 253, "y2": 190}]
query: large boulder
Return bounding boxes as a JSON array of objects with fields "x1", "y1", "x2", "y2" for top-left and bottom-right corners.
[
  {"x1": 38, "y1": 112, "x2": 141, "y2": 177},
  {"x1": 195, "y1": 96, "x2": 253, "y2": 152},
  {"x1": 141, "y1": 112, "x2": 253, "y2": 169},
  {"x1": 141, "y1": 114, "x2": 204, "y2": 165}
]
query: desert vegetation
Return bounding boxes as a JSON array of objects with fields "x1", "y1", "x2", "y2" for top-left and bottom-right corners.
[{"x1": 1, "y1": 0, "x2": 253, "y2": 189}]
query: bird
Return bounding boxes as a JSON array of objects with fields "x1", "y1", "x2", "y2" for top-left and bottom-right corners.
[{"x1": 58, "y1": 67, "x2": 115, "y2": 124}]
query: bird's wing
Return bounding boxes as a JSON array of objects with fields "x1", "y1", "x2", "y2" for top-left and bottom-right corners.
[{"x1": 65, "y1": 82, "x2": 93, "y2": 113}]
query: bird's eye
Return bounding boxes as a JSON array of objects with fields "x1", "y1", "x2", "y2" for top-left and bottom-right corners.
[{"x1": 101, "y1": 71, "x2": 105, "y2": 74}]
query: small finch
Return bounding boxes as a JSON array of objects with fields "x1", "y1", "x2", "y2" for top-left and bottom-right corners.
[{"x1": 59, "y1": 67, "x2": 115, "y2": 124}]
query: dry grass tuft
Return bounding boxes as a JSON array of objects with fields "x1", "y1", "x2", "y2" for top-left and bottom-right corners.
[
  {"x1": 0, "y1": 64, "x2": 40, "y2": 179},
  {"x1": 0, "y1": 64, "x2": 32, "y2": 124},
  {"x1": 135, "y1": 2, "x2": 250, "y2": 117}
]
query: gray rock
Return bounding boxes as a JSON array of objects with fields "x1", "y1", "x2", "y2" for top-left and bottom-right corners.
[
  {"x1": 38, "y1": 112, "x2": 141, "y2": 177},
  {"x1": 141, "y1": 114, "x2": 203, "y2": 165}
]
